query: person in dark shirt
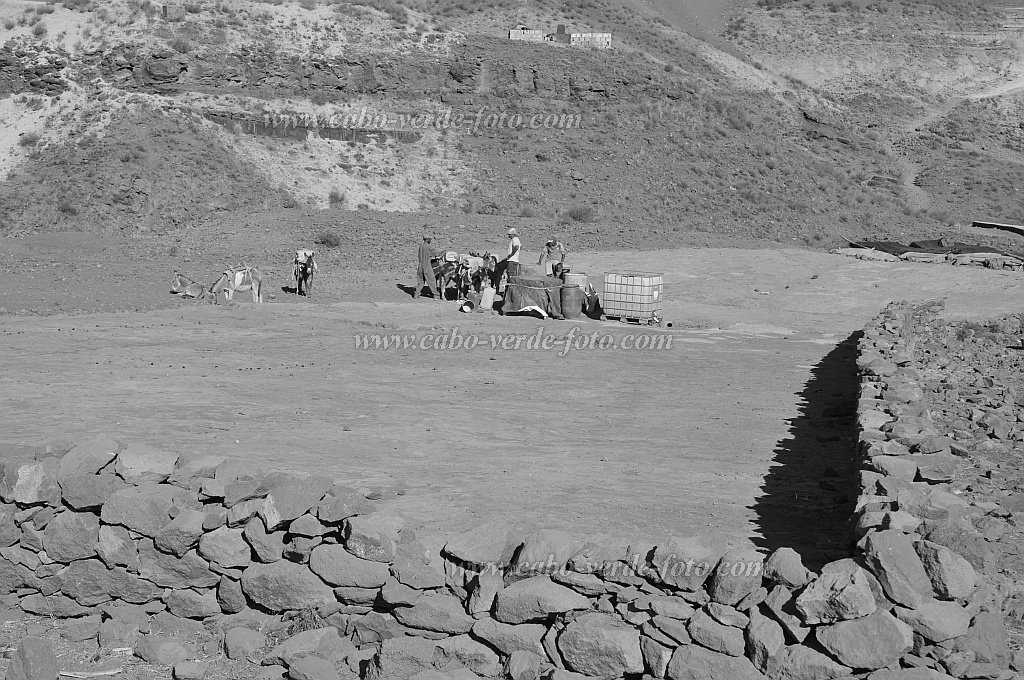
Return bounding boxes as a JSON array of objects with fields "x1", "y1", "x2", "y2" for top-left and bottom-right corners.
[{"x1": 414, "y1": 234, "x2": 440, "y2": 299}]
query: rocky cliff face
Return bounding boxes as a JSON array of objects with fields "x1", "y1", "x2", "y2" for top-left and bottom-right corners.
[
  {"x1": 0, "y1": 41, "x2": 68, "y2": 97},
  {"x1": 74, "y1": 36, "x2": 682, "y2": 108}
]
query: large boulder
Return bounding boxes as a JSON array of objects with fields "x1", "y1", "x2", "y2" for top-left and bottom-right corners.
[
  {"x1": 894, "y1": 600, "x2": 971, "y2": 643},
  {"x1": 316, "y1": 484, "x2": 375, "y2": 523},
  {"x1": 557, "y1": 613, "x2": 643, "y2": 677},
  {"x1": 60, "y1": 559, "x2": 116, "y2": 606},
  {"x1": 688, "y1": 608, "x2": 745, "y2": 656},
  {"x1": 434, "y1": 635, "x2": 502, "y2": 677},
  {"x1": 866, "y1": 670, "x2": 957, "y2": 680},
  {"x1": 57, "y1": 437, "x2": 118, "y2": 481},
  {"x1": 913, "y1": 540, "x2": 975, "y2": 600},
  {"x1": 224, "y1": 627, "x2": 267, "y2": 661},
  {"x1": 7, "y1": 637, "x2": 59, "y2": 680},
  {"x1": 137, "y1": 541, "x2": 219, "y2": 589},
  {"x1": 343, "y1": 512, "x2": 404, "y2": 563},
  {"x1": 794, "y1": 569, "x2": 876, "y2": 625},
  {"x1": 309, "y1": 544, "x2": 390, "y2": 588},
  {"x1": 59, "y1": 474, "x2": 126, "y2": 511},
  {"x1": 0, "y1": 504, "x2": 19, "y2": 547},
  {"x1": 263, "y1": 628, "x2": 343, "y2": 666},
  {"x1": 652, "y1": 534, "x2": 727, "y2": 591},
  {"x1": 154, "y1": 509, "x2": 206, "y2": 557},
  {"x1": 746, "y1": 608, "x2": 785, "y2": 673},
  {"x1": 442, "y1": 519, "x2": 522, "y2": 569},
  {"x1": 198, "y1": 526, "x2": 252, "y2": 569},
  {"x1": 708, "y1": 549, "x2": 764, "y2": 606},
  {"x1": 862, "y1": 530, "x2": 933, "y2": 608},
  {"x1": 470, "y1": 618, "x2": 547, "y2": 657},
  {"x1": 364, "y1": 637, "x2": 440, "y2": 680},
  {"x1": 767, "y1": 644, "x2": 850, "y2": 680},
  {"x1": 96, "y1": 525, "x2": 139, "y2": 570},
  {"x1": 165, "y1": 589, "x2": 221, "y2": 619},
  {"x1": 466, "y1": 570, "x2": 504, "y2": 615},
  {"x1": 239, "y1": 560, "x2": 335, "y2": 612},
  {"x1": 257, "y1": 475, "x2": 333, "y2": 531},
  {"x1": 0, "y1": 458, "x2": 61, "y2": 506},
  {"x1": 101, "y1": 484, "x2": 188, "y2": 537},
  {"x1": 763, "y1": 548, "x2": 811, "y2": 589},
  {"x1": 666, "y1": 643, "x2": 766, "y2": 680},
  {"x1": 42, "y1": 511, "x2": 100, "y2": 563},
  {"x1": 392, "y1": 593, "x2": 476, "y2": 634},
  {"x1": 510, "y1": 528, "x2": 584, "y2": 577},
  {"x1": 134, "y1": 636, "x2": 194, "y2": 665},
  {"x1": 217, "y1": 576, "x2": 246, "y2": 614},
  {"x1": 21, "y1": 593, "x2": 91, "y2": 617},
  {"x1": 493, "y1": 576, "x2": 591, "y2": 624},
  {"x1": 814, "y1": 610, "x2": 913, "y2": 670},
  {"x1": 114, "y1": 444, "x2": 179, "y2": 484},
  {"x1": 950, "y1": 611, "x2": 1010, "y2": 666},
  {"x1": 242, "y1": 517, "x2": 284, "y2": 563}
]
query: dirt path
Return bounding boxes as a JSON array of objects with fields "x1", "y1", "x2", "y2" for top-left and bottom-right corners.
[{"x1": 3, "y1": 243, "x2": 1022, "y2": 564}]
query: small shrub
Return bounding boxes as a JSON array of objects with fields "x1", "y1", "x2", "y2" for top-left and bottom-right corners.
[
  {"x1": 35, "y1": 4, "x2": 56, "y2": 14},
  {"x1": 3, "y1": 19, "x2": 13, "y2": 29},
  {"x1": 563, "y1": 205, "x2": 596, "y2": 222},
  {"x1": 18, "y1": 132, "x2": 41, "y2": 147},
  {"x1": 57, "y1": 199, "x2": 78, "y2": 215},
  {"x1": 288, "y1": 607, "x2": 327, "y2": 636},
  {"x1": 519, "y1": 205, "x2": 536, "y2": 218},
  {"x1": 168, "y1": 37, "x2": 191, "y2": 53},
  {"x1": 328, "y1": 188, "x2": 345, "y2": 208},
  {"x1": 32, "y1": 21, "x2": 47, "y2": 36},
  {"x1": 315, "y1": 230, "x2": 342, "y2": 248}
]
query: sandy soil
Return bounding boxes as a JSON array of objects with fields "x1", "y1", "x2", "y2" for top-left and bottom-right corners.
[{"x1": 2, "y1": 235, "x2": 1023, "y2": 565}]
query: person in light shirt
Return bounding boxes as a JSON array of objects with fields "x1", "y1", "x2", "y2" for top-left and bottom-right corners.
[{"x1": 505, "y1": 227, "x2": 522, "y2": 278}]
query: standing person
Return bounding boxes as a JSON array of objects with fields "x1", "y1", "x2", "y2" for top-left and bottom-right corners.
[
  {"x1": 538, "y1": 237, "x2": 566, "y2": 276},
  {"x1": 505, "y1": 228, "x2": 522, "y2": 278},
  {"x1": 414, "y1": 234, "x2": 440, "y2": 299}
]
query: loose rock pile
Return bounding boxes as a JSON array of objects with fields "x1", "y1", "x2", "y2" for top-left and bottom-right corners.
[{"x1": 0, "y1": 301, "x2": 1020, "y2": 680}]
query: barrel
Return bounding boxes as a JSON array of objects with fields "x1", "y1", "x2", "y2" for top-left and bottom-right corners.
[
  {"x1": 560, "y1": 284, "x2": 585, "y2": 320},
  {"x1": 479, "y1": 286, "x2": 496, "y2": 311},
  {"x1": 562, "y1": 272, "x2": 588, "y2": 289}
]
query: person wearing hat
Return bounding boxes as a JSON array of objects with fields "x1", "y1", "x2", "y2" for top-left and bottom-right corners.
[
  {"x1": 504, "y1": 228, "x2": 522, "y2": 278},
  {"x1": 538, "y1": 237, "x2": 566, "y2": 277},
  {"x1": 413, "y1": 234, "x2": 440, "y2": 299}
]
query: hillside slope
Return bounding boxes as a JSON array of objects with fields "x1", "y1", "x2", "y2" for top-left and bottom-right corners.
[{"x1": 0, "y1": 0, "x2": 1021, "y2": 249}]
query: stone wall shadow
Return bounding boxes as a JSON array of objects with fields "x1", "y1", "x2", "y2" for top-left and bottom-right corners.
[{"x1": 751, "y1": 331, "x2": 862, "y2": 571}]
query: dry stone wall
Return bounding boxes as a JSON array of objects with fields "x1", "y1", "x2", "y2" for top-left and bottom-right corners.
[{"x1": 1, "y1": 300, "x2": 1021, "y2": 680}]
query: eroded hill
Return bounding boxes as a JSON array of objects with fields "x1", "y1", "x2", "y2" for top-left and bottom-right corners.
[{"x1": 0, "y1": 0, "x2": 1021, "y2": 249}]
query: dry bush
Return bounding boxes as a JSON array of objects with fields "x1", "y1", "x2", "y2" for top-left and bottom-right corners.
[
  {"x1": 315, "y1": 230, "x2": 342, "y2": 247},
  {"x1": 328, "y1": 188, "x2": 345, "y2": 208},
  {"x1": 561, "y1": 205, "x2": 596, "y2": 223},
  {"x1": 168, "y1": 37, "x2": 191, "y2": 52},
  {"x1": 18, "y1": 132, "x2": 41, "y2": 147}
]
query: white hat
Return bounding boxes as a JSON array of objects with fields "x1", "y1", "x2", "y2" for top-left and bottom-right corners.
[{"x1": 508, "y1": 228, "x2": 518, "y2": 236}]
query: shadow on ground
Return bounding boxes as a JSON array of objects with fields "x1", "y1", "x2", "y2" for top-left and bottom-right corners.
[{"x1": 751, "y1": 332, "x2": 862, "y2": 570}]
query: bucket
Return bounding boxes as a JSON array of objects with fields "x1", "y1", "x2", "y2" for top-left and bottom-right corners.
[
  {"x1": 560, "y1": 284, "x2": 585, "y2": 320},
  {"x1": 562, "y1": 272, "x2": 588, "y2": 289}
]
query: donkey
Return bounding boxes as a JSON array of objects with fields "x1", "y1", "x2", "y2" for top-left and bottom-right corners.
[{"x1": 210, "y1": 264, "x2": 263, "y2": 303}]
